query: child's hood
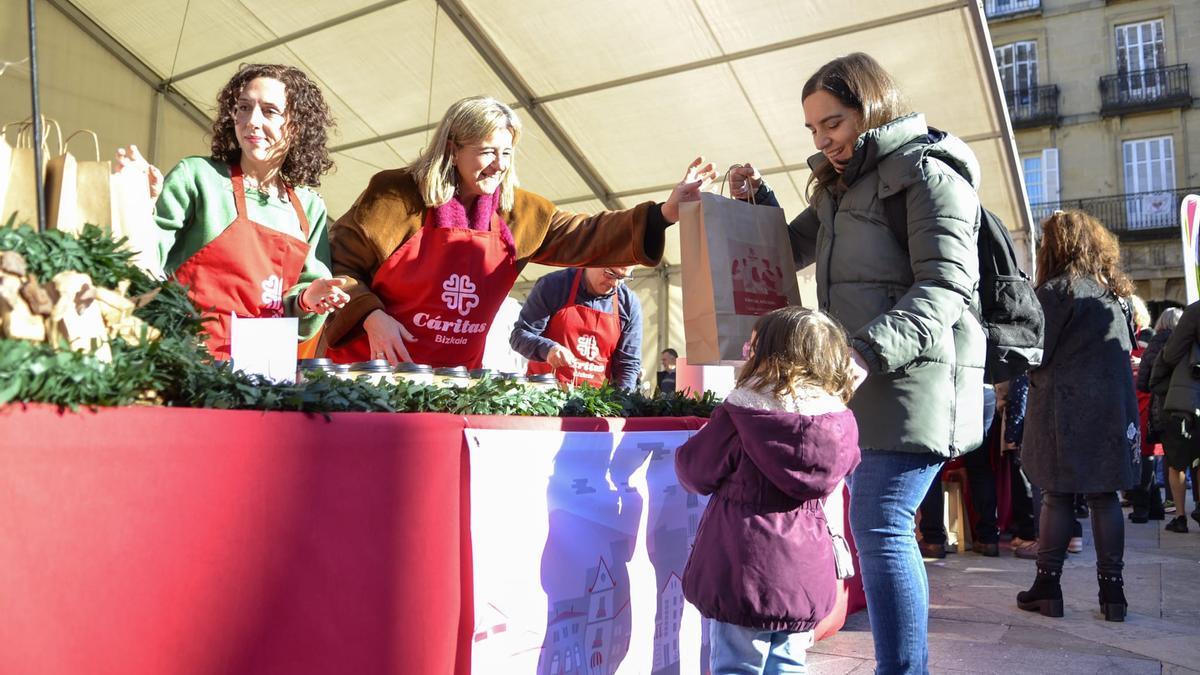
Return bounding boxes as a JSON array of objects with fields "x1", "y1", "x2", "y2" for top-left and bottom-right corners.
[{"x1": 722, "y1": 391, "x2": 860, "y2": 501}]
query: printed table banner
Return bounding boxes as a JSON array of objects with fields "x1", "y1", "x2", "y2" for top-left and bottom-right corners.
[{"x1": 467, "y1": 428, "x2": 710, "y2": 674}]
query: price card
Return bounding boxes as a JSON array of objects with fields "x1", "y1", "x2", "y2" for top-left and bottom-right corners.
[{"x1": 229, "y1": 314, "x2": 298, "y2": 384}]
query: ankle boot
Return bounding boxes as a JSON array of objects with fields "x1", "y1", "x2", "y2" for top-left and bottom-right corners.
[
  {"x1": 1017, "y1": 568, "x2": 1063, "y2": 617},
  {"x1": 1097, "y1": 573, "x2": 1127, "y2": 622}
]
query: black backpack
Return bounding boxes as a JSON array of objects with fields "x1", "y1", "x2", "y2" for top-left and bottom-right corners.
[{"x1": 883, "y1": 196, "x2": 1044, "y2": 383}]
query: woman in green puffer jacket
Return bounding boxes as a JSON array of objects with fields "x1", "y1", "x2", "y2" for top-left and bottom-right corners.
[{"x1": 727, "y1": 52, "x2": 984, "y2": 675}]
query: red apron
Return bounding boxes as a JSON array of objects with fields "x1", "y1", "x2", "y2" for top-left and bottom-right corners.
[
  {"x1": 526, "y1": 269, "x2": 622, "y2": 387},
  {"x1": 173, "y1": 164, "x2": 311, "y2": 360},
  {"x1": 327, "y1": 209, "x2": 518, "y2": 368}
]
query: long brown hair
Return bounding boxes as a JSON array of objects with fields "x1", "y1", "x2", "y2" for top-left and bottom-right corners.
[
  {"x1": 1035, "y1": 209, "x2": 1134, "y2": 296},
  {"x1": 802, "y1": 52, "x2": 908, "y2": 201},
  {"x1": 210, "y1": 63, "x2": 335, "y2": 187},
  {"x1": 737, "y1": 306, "x2": 854, "y2": 403}
]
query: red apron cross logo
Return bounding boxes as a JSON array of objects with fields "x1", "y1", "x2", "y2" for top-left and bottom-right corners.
[
  {"x1": 441, "y1": 273, "x2": 480, "y2": 317},
  {"x1": 261, "y1": 274, "x2": 284, "y2": 313},
  {"x1": 576, "y1": 334, "x2": 600, "y2": 361}
]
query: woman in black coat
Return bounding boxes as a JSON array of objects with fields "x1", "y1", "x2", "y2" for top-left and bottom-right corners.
[
  {"x1": 1148, "y1": 301, "x2": 1200, "y2": 533},
  {"x1": 1017, "y1": 210, "x2": 1139, "y2": 622},
  {"x1": 1132, "y1": 307, "x2": 1182, "y2": 521}
]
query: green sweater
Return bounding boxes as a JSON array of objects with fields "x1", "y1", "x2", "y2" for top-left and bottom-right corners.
[{"x1": 154, "y1": 156, "x2": 333, "y2": 340}]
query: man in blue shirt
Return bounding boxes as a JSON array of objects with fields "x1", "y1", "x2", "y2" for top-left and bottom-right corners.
[{"x1": 510, "y1": 266, "x2": 643, "y2": 391}]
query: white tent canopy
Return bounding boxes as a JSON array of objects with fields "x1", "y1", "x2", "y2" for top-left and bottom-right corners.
[{"x1": 3, "y1": 0, "x2": 1030, "y2": 377}]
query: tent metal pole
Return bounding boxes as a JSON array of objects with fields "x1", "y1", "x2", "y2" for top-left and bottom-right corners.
[
  {"x1": 26, "y1": 0, "x2": 46, "y2": 232},
  {"x1": 148, "y1": 91, "x2": 162, "y2": 163},
  {"x1": 657, "y1": 264, "x2": 670, "y2": 357}
]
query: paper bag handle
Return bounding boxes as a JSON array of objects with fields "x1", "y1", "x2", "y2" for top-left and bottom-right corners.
[
  {"x1": 6, "y1": 116, "x2": 60, "y2": 154},
  {"x1": 721, "y1": 164, "x2": 758, "y2": 205},
  {"x1": 62, "y1": 129, "x2": 101, "y2": 161},
  {"x1": 44, "y1": 117, "x2": 64, "y2": 156}
]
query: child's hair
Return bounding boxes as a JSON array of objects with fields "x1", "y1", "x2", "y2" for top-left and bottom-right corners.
[{"x1": 737, "y1": 306, "x2": 854, "y2": 403}]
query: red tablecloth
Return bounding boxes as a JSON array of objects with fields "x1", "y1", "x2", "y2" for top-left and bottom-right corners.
[{"x1": 0, "y1": 404, "x2": 862, "y2": 675}]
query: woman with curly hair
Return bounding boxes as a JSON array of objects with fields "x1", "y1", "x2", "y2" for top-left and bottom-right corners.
[
  {"x1": 118, "y1": 63, "x2": 349, "y2": 358},
  {"x1": 1017, "y1": 209, "x2": 1139, "y2": 622}
]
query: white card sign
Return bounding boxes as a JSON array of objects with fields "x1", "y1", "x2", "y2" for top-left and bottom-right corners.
[{"x1": 229, "y1": 314, "x2": 298, "y2": 383}]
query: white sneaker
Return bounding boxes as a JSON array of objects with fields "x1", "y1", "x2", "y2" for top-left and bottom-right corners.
[{"x1": 1067, "y1": 536, "x2": 1084, "y2": 554}]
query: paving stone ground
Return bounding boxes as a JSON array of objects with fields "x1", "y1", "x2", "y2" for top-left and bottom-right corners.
[{"x1": 809, "y1": 509, "x2": 1200, "y2": 674}]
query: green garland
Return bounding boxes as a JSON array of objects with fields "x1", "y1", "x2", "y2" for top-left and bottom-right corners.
[{"x1": 0, "y1": 223, "x2": 718, "y2": 417}]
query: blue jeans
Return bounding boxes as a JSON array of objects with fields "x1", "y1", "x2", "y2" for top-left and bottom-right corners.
[
  {"x1": 709, "y1": 621, "x2": 813, "y2": 674},
  {"x1": 849, "y1": 449, "x2": 945, "y2": 675}
]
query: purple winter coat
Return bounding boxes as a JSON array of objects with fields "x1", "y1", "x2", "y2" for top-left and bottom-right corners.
[{"x1": 676, "y1": 400, "x2": 860, "y2": 632}]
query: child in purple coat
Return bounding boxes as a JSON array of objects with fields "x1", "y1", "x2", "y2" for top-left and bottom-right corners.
[{"x1": 676, "y1": 306, "x2": 861, "y2": 674}]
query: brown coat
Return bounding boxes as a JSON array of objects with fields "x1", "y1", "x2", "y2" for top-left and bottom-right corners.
[{"x1": 325, "y1": 169, "x2": 666, "y2": 347}]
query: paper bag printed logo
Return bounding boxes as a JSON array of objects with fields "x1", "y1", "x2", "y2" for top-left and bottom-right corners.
[
  {"x1": 576, "y1": 334, "x2": 600, "y2": 361},
  {"x1": 728, "y1": 239, "x2": 787, "y2": 316},
  {"x1": 260, "y1": 274, "x2": 284, "y2": 314},
  {"x1": 441, "y1": 273, "x2": 480, "y2": 317}
]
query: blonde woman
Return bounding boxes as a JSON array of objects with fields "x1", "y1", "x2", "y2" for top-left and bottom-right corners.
[{"x1": 326, "y1": 96, "x2": 715, "y2": 366}]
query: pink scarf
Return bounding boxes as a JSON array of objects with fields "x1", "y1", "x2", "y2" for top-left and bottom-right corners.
[{"x1": 431, "y1": 190, "x2": 516, "y2": 256}]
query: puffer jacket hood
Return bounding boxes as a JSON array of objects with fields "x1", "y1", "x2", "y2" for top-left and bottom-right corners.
[
  {"x1": 723, "y1": 404, "x2": 859, "y2": 503},
  {"x1": 814, "y1": 113, "x2": 981, "y2": 194}
]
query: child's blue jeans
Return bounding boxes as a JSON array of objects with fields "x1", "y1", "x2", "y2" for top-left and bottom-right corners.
[{"x1": 709, "y1": 620, "x2": 814, "y2": 674}]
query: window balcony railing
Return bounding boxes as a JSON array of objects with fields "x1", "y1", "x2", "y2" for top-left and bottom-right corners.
[
  {"x1": 1030, "y1": 186, "x2": 1199, "y2": 240},
  {"x1": 1099, "y1": 64, "x2": 1192, "y2": 116},
  {"x1": 984, "y1": 0, "x2": 1042, "y2": 20},
  {"x1": 1004, "y1": 85, "x2": 1059, "y2": 129}
]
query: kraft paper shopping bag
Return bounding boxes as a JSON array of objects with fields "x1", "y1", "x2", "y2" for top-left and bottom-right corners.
[
  {"x1": 2, "y1": 121, "x2": 48, "y2": 228},
  {"x1": 44, "y1": 120, "x2": 82, "y2": 234},
  {"x1": 47, "y1": 129, "x2": 112, "y2": 235},
  {"x1": 110, "y1": 164, "x2": 162, "y2": 276},
  {"x1": 679, "y1": 192, "x2": 801, "y2": 364}
]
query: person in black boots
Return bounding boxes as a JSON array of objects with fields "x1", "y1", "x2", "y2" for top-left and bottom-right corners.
[
  {"x1": 917, "y1": 385, "x2": 998, "y2": 558},
  {"x1": 966, "y1": 385, "x2": 1001, "y2": 556},
  {"x1": 999, "y1": 375, "x2": 1040, "y2": 559},
  {"x1": 1149, "y1": 300, "x2": 1200, "y2": 534},
  {"x1": 1017, "y1": 211, "x2": 1138, "y2": 623},
  {"x1": 1132, "y1": 308, "x2": 1180, "y2": 521}
]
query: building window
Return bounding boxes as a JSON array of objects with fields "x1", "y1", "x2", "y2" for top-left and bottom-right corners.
[
  {"x1": 1122, "y1": 136, "x2": 1175, "y2": 228},
  {"x1": 995, "y1": 41, "x2": 1038, "y2": 104},
  {"x1": 1115, "y1": 19, "x2": 1165, "y2": 96},
  {"x1": 1021, "y1": 149, "x2": 1058, "y2": 222}
]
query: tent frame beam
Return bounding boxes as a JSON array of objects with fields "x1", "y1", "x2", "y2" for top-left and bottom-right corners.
[
  {"x1": 162, "y1": 0, "x2": 413, "y2": 86},
  {"x1": 531, "y1": 0, "x2": 969, "y2": 106}
]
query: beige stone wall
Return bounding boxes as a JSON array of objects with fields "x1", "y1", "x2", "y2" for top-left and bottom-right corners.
[{"x1": 988, "y1": 0, "x2": 1200, "y2": 308}]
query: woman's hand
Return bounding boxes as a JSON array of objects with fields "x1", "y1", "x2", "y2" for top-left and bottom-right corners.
[
  {"x1": 546, "y1": 343, "x2": 577, "y2": 370},
  {"x1": 114, "y1": 144, "x2": 164, "y2": 201},
  {"x1": 300, "y1": 277, "x2": 350, "y2": 315},
  {"x1": 661, "y1": 156, "x2": 717, "y2": 223},
  {"x1": 728, "y1": 163, "x2": 762, "y2": 200},
  {"x1": 848, "y1": 348, "x2": 870, "y2": 391},
  {"x1": 363, "y1": 309, "x2": 417, "y2": 364}
]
